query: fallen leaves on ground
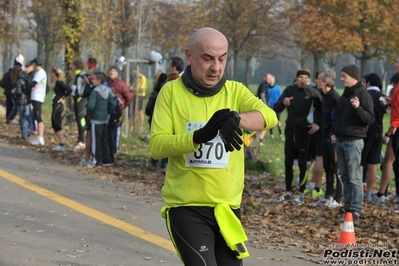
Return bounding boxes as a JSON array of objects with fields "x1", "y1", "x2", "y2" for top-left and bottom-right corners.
[{"x1": 242, "y1": 173, "x2": 399, "y2": 261}]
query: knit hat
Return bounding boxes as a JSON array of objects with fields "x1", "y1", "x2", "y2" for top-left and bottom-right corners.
[
  {"x1": 109, "y1": 65, "x2": 119, "y2": 72},
  {"x1": 341, "y1": 64, "x2": 360, "y2": 80},
  {"x1": 109, "y1": 65, "x2": 121, "y2": 77},
  {"x1": 296, "y1": 69, "x2": 310, "y2": 78}
]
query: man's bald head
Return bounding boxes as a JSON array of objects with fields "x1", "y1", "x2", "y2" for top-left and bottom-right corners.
[{"x1": 188, "y1": 27, "x2": 228, "y2": 51}]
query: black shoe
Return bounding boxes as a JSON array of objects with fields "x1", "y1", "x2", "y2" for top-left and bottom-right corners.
[{"x1": 339, "y1": 207, "x2": 347, "y2": 214}]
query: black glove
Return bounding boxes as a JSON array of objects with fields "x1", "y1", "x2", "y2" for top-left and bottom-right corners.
[
  {"x1": 219, "y1": 111, "x2": 243, "y2": 152},
  {"x1": 193, "y1": 108, "x2": 230, "y2": 144}
]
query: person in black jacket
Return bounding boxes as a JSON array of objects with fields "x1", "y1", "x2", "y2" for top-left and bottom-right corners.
[
  {"x1": 51, "y1": 67, "x2": 72, "y2": 151},
  {"x1": 71, "y1": 59, "x2": 87, "y2": 150},
  {"x1": 0, "y1": 67, "x2": 16, "y2": 124},
  {"x1": 256, "y1": 73, "x2": 270, "y2": 142},
  {"x1": 274, "y1": 68, "x2": 322, "y2": 205},
  {"x1": 25, "y1": 60, "x2": 36, "y2": 135},
  {"x1": 333, "y1": 64, "x2": 374, "y2": 218},
  {"x1": 256, "y1": 73, "x2": 269, "y2": 105},
  {"x1": 12, "y1": 65, "x2": 30, "y2": 139},
  {"x1": 309, "y1": 68, "x2": 342, "y2": 208},
  {"x1": 361, "y1": 73, "x2": 387, "y2": 201},
  {"x1": 0, "y1": 55, "x2": 25, "y2": 124}
]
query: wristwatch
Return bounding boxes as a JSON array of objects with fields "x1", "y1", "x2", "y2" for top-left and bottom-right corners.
[{"x1": 230, "y1": 111, "x2": 241, "y2": 126}]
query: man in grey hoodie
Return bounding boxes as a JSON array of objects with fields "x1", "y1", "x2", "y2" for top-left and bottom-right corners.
[{"x1": 86, "y1": 72, "x2": 116, "y2": 167}]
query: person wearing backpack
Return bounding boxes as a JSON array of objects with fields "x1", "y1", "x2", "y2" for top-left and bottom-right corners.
[
  {"x1": 108, "y1": 65, "x2": 132, "y2": 164},
  {"x1": 86, "y1": 72, "x2": 115, "y2": 167},
  {"x1": 79, "y1": 67, "x2": 99, "y2": 166}
]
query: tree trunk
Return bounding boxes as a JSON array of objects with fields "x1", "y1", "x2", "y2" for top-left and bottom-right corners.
[
  {"x1": 244, "y1": 57, "x2": 251, "y2": 88},
  {"x1": 1, "y1": 44, "x2": 12, "y2": 72},
  {"x1": 313, "y1": 52, "x2": 322, "y2": 78},
  {"x1": 233, "y1": 50, "x2": 239, "y2": 80},
  {"x1": 360, "y1": 52, "x2": 367, "y2": 76}
]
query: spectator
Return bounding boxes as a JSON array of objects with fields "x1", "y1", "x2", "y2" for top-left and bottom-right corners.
[
  {"x1": 51, "y1": 67, "x2": 72, "y2": 152},
  {"x1": 167, "y1": 56, "x2": 184, "y2": 81},
  {"x1": 108, "y1": 65, "x2": 132, "y2": 164},
  {"x1": 310, "y1": 68, "x2": 341, "y2": 208},
  {"x1": 145, "y1": 56, "x2": 185, "y2": 172},
  {"x1": 0, "y1": 54, "x2": 25, "y2": 124},
  {"x1": 374, "y1": 58, "x2": 399, "y2": 205},
  {"x1": 12, "y1": 64, "x2": 30, "y2": 140},
  {"x1": 86, "y1": 72, "x2": 115, "y2": 167},
  {"x1": 360, "y1": 74, "x2": 367, "y2": 89},
  {"x1": 333, "y1": 64, "x2": 374, "y2": 218},
  {"x1": 79, "y1": 68, "x2": 99, "y2": 166},
  {"x1": 29, "y1": 57, "x2": 47, "y2": 146},
  {"x1": 145, "y1": 72, "x2": 167, "y2": 171},
  {"x1": 267, "y1": 73, "x2": 283, "y2": 141},
  {"x1": 361, "y1": 73, "x2": 387, "y2": 201},
  {"x1": 150, "y1": 27, "x2": 277, "y2": 265},
  {"x1": 25, "y1": 60, "x2": 36, "y2": 135},
  {"x1": 256, "y1": 73, "x2": 269, "y2": 143},
  {"x1": 130, "y1": 68, "x2": 147, "y2": 132},
  {"x1": 87, "y1": 57, "x2": 97, "y2": 70},
  {"x1": 371, "y1": 73, "x2": 399, "y2": 202},
  {"x1": 274, "y1": 68, "x2": 322, "y2": 205},
  {"x1": 71, "y1": 59, "x2": 87, "y2": 150}
]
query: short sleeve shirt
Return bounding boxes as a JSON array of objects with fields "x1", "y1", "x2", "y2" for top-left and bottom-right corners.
[{"x1": 31, "y1": 68, "x2": 47, "y2": 103}]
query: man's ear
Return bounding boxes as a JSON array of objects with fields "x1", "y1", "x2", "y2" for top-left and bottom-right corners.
[{"x1": 185, "y1": 48, "x2": 191, "y2": 66}]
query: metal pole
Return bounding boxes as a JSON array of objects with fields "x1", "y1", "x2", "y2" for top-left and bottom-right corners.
[
  {"x1": 132, "y1": 0, "x2": 143, "y2": 136},
  {"x1": 124, "y1": 62, "x2": 130, "y2": 137}
]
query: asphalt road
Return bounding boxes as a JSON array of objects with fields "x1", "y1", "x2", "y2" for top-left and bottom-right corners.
[{"x1": 0, "y1": 141, "x2": 315, "y2": 266}]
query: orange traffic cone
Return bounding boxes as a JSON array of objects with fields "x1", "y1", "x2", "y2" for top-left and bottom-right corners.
[{"x1": 337, "y1": 212, "x2": 356, "y2": 244}]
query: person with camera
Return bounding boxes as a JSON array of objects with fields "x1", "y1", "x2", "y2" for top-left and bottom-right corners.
[{"x1": 149, "y1": 27, "x2": 277, "y2": 266}]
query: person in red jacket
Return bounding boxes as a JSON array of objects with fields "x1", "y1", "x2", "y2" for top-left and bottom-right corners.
[{"x1": 108, "y1": 65, "x2": 133, "y2": 164}]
